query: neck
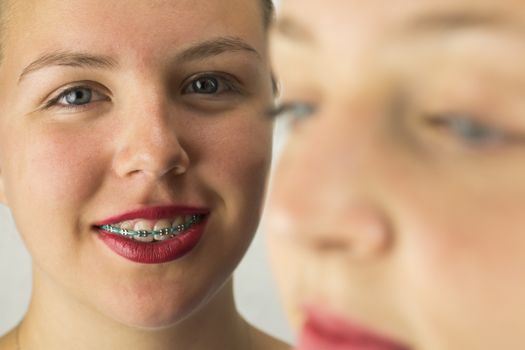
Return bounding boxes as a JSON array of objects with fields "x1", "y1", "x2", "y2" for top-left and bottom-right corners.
[{"x1": 19, "y1": 266, "x2": 251, "y2": 350}]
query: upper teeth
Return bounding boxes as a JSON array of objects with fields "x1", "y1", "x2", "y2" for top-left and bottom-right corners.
[{"x1": 100, "y1": 214, "x2": 203, "y2": 240}]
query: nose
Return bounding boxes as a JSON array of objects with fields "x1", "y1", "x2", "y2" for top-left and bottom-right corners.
[
  {"x1": 268, "y1": 198, "x2": 391, "y2": 260},
  {"x1": 267, "y1": 107, "x2": 392, "y2": 260},
  {"x1": 112, "y1": 95, "x2": 190, "y2": 180}
]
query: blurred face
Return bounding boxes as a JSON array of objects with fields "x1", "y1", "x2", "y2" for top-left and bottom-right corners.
[
  {"x1": 267, "y1": 0, "x2": 525, "y2": 349},
  {"x1": 0, "y1": 0, "x2": 272, "y2": 328}
]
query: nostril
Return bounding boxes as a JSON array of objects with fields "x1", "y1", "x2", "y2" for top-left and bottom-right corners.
[
  {"x1": 303, "y1": 207, "x2": 393, "y2": 260},
  {"x1": 311, "y1": 237, "x2": 351, "y2": 253},
  {"x1": 112, "y1": 136, "x2": 190, "y2": 179}
]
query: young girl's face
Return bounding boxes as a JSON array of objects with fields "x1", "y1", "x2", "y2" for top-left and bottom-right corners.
[
  {"x1": 0, "y1": 0, "x2": 273, "y2": 328},
  {"x1": 267, "y1": 0, "x2": 525, "y2": 349}
]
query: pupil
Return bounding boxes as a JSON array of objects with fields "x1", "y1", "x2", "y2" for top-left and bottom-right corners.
[
  {"x1": 65, "y1": 88, "x2": 92, "y2": 105},
  {"x1": 453, "y1": 119, "x2": 493, "y2": 141},
  {"x1": 193, "y1": 78, "x2": 218, "y2": 94}
]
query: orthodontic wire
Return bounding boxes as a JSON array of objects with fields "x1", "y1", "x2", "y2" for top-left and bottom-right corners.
[{"x1": 99, "y1": 215, "x2": 202, "y2": 238}]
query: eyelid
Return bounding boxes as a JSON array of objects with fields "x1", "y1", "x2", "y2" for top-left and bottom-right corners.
[
  {"x1": 180, "y1": 72, "x2": 243, "y2": 95},
  {"x1": 424, "y1": 113, "x2": 525, "y2": 147},
  {"x1": 41, "y1": 81, "x2": 111, "y2": 110},
  {"x1": 267, "y1": 101, "x2": 317, "y2": 119}
]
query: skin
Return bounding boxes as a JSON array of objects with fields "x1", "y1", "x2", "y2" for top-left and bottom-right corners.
[
  {"x1": 266, "y1": 0, "x2": 525, "y2": 349},
  {"x1": 0, "y1": 0, "x2": 287, "y2": 349}
]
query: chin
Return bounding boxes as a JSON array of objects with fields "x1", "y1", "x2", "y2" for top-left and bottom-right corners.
[
  {"x1": 107, "y1": 302, "x2": 193, "y2": 330},
  {"x1": 92, "y1": 288, "x2": 205, "y2": 330}
]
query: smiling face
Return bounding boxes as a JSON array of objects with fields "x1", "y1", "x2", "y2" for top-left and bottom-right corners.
[
  {"x1": 0, "y1": 0, "x2": 273, "y2": 328},
  {"x1": 267, "y1": 0, "x2": 525, "y2": 349}
]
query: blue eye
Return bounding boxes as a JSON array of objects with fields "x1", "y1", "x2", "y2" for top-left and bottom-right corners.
[
  {"x1": 427, "y1": 115, "x2": 508, "y2": 146},
  {"x1": 267, "y1": 102, "x2": 317, "y2": 120},
  {"x1": 45, "y1": 84, "x2": 108, "y2": 110},
  {"x1": 60, "y1": 87, "x2": 93, "y2": 105}
]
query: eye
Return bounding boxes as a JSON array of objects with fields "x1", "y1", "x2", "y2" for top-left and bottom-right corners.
[
  {"x1": 182, "y1": 74, "x2": 239, "y2": 95},
  {"x1": 45, "y1": 85, "x2": 109, "y2": 110},
  {"x1": 60, "y1": 87, "x2": 93, "y2": 105},
  {"x1": 426, "y1": 114, "x2": 510, "y2": 147},
  {"x1": 267, "y1": 102, "x2": 317, "y2": 120},
  {"x1": 191, "y1": 77, "x2": 219, "y2": 94}
]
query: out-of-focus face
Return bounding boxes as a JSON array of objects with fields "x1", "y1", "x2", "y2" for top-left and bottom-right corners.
[
  {"x1": 0, "y1": 0, "x2": 273, "y2": 328},
  {"x1": 267, "y1": 0, "x2": 525, "y2": 349}
]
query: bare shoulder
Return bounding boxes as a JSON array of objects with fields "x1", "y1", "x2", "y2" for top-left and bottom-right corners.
[
  {"x1": 250, "y1": 325, "x2": 292, "y2": 350},
  {"x1": 0, "y1": 329, "x2": 16, "y2": 350}
]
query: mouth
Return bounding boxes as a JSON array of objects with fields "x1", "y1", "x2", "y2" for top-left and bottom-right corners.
[
  {"x1": 96, "y1": 214, "x2": 205, "y2": 243},
  {"x1": 299, "y1": 307, "x2": 410, "y2": 350},
  {"x1": 93, "y1": 206, "x2": 210, "y2": 264}
]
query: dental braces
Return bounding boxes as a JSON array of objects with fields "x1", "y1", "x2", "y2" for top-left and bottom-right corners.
[{"x1": 99, "y1": 214, "x2": 203, "y2": 238}]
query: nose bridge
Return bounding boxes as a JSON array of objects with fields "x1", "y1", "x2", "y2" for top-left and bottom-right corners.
[
  {"x1": 291, "y1": 101, "x2": 375, "y2": 194},
  {"x1": 271, "y1": 101, "x2": 391, "y2": 258},
  {"x1": 112, "y1": 84, "x2": 189, "y2": 179}
]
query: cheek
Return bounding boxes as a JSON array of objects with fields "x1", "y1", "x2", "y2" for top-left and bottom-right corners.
[
  {"x1": 201, "y1": 116, "x2": 273, "y2": 212},
  {"x1": 395, "y1": 188, "x2": 525, "y2": 336},
  {"x1": 9, "y1": 127, "x2": 105, "y2": 205},
  {"x1": 3, "y1": 125, "x2": 108, "y2": 251},
  {"x1": 0, "y1": 126, "x2": 109, "y2": 283}
]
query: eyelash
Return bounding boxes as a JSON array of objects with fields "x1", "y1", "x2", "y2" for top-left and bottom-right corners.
[
  {"x1": 424, "y1": 114, "x2": 522, "y2": 147},
  {"x1": 42, "y1": 73, "x2": 243, "y2": 112},
  {"x1": 181, "y1": 73, "x2": 243, "y2": 95},
  {"x1": 267, "y1": 101, "x2": 317, "y2": 120},
  {"x1": 43, "y1": 84, "x2": 108, "y2": 111},
  {"x1": 268, "y1": 102, "x2": 524, "y2": 150}
]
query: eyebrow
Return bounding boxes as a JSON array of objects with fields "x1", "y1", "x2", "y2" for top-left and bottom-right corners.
[
  {"x1": 176, "y1": 36, "x2": 261, "y2": 62},
  {"x1": 403, "y1": 10, "x2": 517, "y2": 35},
  {"x1": 18, "y1": 36, "x2": 260, "y2": 84},
  {"x1": 19, "y1": 51, "x2": 118, "y2": 83}
]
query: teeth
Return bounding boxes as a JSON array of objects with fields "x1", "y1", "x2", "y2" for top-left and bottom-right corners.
[
  {"x1": 154, "y1": 219, "x2": 172, "y2": 231},
  {"x1": 153, "y1": 233, "x2": 170, "y2": 241},
  {"x1": 101, "y1": 214, "x2": 203, "y2": 242},
  {"x1": 134, "y1": 221, "x2": 153, "y2": 232},
  {"x1": 120, "y1": 221, "x2": 133, "y2": 230},
  {"x1": 173, "y1": 216, "x2": 184, "y2": 228},
  {"x1": 134, "y1": 234, "x2": 154, "y2": 243}
]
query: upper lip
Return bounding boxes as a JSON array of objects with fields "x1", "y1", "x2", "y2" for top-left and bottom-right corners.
[{"x1": 93, "y1": 205, "x2": 210, "y2": 226}]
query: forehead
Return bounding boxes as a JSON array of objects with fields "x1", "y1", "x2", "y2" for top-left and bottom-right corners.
[
  {"x1": 279, "y1": 0, "x2": 525, "y2": 45},
  {"x1": 275, "y1": 0, "x2": 525, "y2": 86},
  {"x1": 4, "y1": 0, "x2": 265, "y2": 61}
]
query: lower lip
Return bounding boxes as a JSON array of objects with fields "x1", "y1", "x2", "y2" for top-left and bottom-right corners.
[
  {"x1": 298, "y1": 308, "x2": 409, "y2": 350},
  {"x1": 95, "y1": 219, "x2": 207, "y2": 264}
]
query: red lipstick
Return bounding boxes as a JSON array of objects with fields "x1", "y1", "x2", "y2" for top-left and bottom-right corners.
[
  {"x1": 94, "y1": 205, "x2": 209, "y2": 264},
  {"x1": 94, "y1": 205, "x2": 209, "y2": 226},
  {"x1": 299, "y1": 307, "x2": 410, "y2": 350}
]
